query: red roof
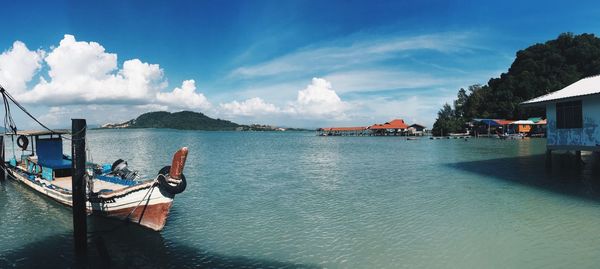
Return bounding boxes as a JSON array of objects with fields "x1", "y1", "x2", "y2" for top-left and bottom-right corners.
[
  {"x1": 494, "y1": 119, "x2": 514, "y2": 125},
  {"x1": 369, "y1": 119, "x2": 409, "y2": 130}
]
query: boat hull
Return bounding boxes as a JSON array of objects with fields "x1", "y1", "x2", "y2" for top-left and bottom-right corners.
[{"x1": 7, "y1": 167, "x2": 175, "y2": 231}]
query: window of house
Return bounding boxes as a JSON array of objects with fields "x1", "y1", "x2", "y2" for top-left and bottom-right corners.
[{"x1": 556, "y1": 100, "x2": 582, "y2": 129}]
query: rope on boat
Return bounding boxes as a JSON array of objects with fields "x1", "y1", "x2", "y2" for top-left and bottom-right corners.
[
  {"x1": 0, "y1": 84, "x2": 87, "y2": 140},
  {"x1": 0, "y1": 85, "x2": 58, "y2": 136},
  {"x1": 124, "y1": 177, "x2": 158, "y2": 221},
  {"x1": 86, "y1": 177, "x2": 160, "y2": 237}
]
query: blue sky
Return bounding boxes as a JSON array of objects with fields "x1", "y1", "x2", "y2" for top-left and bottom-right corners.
[{"x1": 1, "y1": 0, "x2": 600, "y2": 128}]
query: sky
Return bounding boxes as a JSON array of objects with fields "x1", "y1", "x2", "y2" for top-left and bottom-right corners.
[{"x1": 1, "y1": 0, "x2": 600, "y2": 129}]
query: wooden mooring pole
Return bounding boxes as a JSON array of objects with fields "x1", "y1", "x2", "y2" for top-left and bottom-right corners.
[{"x1": 71, "y1": 119, "x2": 87, "y2": 260}]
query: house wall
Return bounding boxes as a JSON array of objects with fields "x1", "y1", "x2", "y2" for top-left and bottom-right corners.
[
  {"x1": 546, "y1": 95, "x2": 600, "y2": 147},
  {"x1": 517, "y1": 125, "x2": 531, "y2": 133}
]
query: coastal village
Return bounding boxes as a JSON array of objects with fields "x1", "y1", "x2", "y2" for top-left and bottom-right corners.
[
  {"x1": 317, "y1": 117, "x2": 547, "y2": 138},
  {"x1": 317, "y1": 72, "x2": 600, "y2": 169},
  {"x1": 317, "y1": 119, "x2": 428, "y2": 136}
]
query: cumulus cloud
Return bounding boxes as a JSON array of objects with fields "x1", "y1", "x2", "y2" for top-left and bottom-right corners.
[
  {"x1": 218, "y1": 77, "x2": 348, "y2": 120},
  {"x1": 17, "y1": 35, "x2": 165, "y2": 105},
  {"x1": 288, "y1": 78, "x2": 348, "y2": 118},
  {"x1": 0, "y1": 41, "x2": 44, "y2": 93},
  {"x1": 156, "y1": 80, "x2": 211, "y2": 110},
  {"x1": 0, "y1": 34, "x2": 423, "y2": 128},
  {"x1": 219, "y1": 97, "x2": 280, "y2": 116},
  {"x1": 0, "y1": 35, "x2": 210, "y2": 113}
]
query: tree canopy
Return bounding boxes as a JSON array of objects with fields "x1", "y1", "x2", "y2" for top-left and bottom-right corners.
[{"x1": 432, "y1": 33, "x2": 600, "y2": 136}]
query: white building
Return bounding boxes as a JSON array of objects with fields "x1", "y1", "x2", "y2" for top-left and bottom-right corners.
[{"x1": 522, "y1": 75, "x2": 600, "y2": 154}]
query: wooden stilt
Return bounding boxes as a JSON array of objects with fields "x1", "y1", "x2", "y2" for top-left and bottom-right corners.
[
  {"x1": 545, "y1": 149, "x2": 552, "y2": 169},
  {"x1": 575, "y1": 150, "x2": 582, "y2": 167},
  {"x1": 71, "y1": 119, "x2": 87, "y2": 262}
]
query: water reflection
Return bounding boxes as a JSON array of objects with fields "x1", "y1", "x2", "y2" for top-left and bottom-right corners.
[
  {"x1": 1, "y1": 215, "x2": 320, "y2": 268},
  {"x1": 449, "y1": 152, "x2": 600, "y2": 202}
]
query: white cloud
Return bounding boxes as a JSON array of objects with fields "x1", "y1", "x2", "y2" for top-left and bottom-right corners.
[
  {"x1": 17, "y1": 35, "x2": 165, "y2": 105},
  {"x1": 0, "y1": 41, "x2": 44, "y2": 93},
  {"x1": 134, "y1": 103, "x2": 169, "y2": 112},
  {"x1": 156, "y1": 80, "x2": 211, "y2": 110},
  {"x1": 0, "y1": 35, "x2": 213, "y2": 114},
  {"x1": 323, "y1": 70, "x2": 446, "y2": 93},
  {"x1": 218, "y1": 77, "x2": 348, "y2": 120},
  {"x1": 352, "y1": 95, "x2": 447, "y2": 127},
  {"x1": 219, "y1": 97, "x2": 279, "y2": 116},
  {"x1": 289, "y1": 78, "x2": 348, "y2": 118},
  {"x1": 46, "y1": 35, "x2": 117, "y2": 81},
  {"x1": 230, "y1": 32, "x2": 473, "y2": 78},
  {"x1": 0, "y1": 32, "x2": 495, "y2": 129}
]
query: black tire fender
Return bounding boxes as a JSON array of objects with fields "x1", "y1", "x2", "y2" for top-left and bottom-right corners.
[
  {"x1": 157, "y1": 165, "x2": 186, "y2": 195},
  {"x1": 17, "y1": 135, "x2": 28, "y2": 150}
]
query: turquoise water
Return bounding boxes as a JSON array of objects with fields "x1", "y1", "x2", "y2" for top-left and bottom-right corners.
[{"x1": 2, "y1": 130, "x2": 600, "y2": 268}]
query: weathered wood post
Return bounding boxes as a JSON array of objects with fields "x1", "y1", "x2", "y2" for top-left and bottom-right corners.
[
  {"x1": 545, "y1": 149, "x2": 552, "y2": 170},
  {"x1": 575, "y1": 150, "x2": 582, "y2": 167},
  {"x1": 71, "y1": 119, "x2": 87, "y2": 260}
]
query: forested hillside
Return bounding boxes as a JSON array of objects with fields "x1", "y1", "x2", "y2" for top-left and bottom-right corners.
[{"x1": 432, "y1": 33, "x2": 600, "y2": 136}]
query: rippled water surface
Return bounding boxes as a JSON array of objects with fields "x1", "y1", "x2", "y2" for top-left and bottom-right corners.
[{"x1": 3, "y1": 129, "x2": 600, "y2": 268}]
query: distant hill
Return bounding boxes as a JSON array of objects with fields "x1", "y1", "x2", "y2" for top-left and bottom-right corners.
[{"x1": 103, "y1": 111, "x2": 241, "y2": 131}]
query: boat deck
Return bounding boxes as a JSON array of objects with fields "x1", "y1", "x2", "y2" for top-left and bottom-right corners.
[{"x1": 52, "y1": 177, "x2": 128, "y2": 192}]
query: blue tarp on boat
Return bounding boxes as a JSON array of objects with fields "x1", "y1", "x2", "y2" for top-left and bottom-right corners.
[
  {"x1": 36, "y1": 138, "x2": 72, "y2": 169},
  {"x1": 38, "y1": 159, "x2": 72, "y2": 169},
  {"x1": 474, "y1": 119, "x2": 501, "y2": 126}
]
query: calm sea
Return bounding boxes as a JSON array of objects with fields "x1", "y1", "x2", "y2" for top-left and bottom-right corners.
[{"x1": 2, "y1": 129, "x2": 600, "y2": 268}]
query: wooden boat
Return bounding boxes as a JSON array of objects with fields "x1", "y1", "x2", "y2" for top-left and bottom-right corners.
[
  {"x1": 3, "y1": 130, "x2": 188, "y2": 231},
  {"x1": 499, "y1": 133, "x2": 525, "y2": 140}
]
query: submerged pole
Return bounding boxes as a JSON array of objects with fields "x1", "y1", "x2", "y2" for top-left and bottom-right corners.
[{"x1": 71, "y1": 119, "x2": 87, "y2": 260}]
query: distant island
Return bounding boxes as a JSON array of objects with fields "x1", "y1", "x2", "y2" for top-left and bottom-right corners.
[{"x1": 100, "y1": 111, "x2": 310, "y2": 131}]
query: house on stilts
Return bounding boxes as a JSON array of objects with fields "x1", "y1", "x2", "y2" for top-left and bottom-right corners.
[
  {"x1": 521, "y1": 75, "x2": 600, "y2": 164},
  {"x1": 317, "y1": 119, "x2": 426, "y2": 136}
]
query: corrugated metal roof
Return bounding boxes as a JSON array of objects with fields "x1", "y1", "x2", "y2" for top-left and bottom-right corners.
[
  {"x1": 473, "y1": 119, "x2": 513, "y2": 126},
  {"x1": 409, "y1": 123, "x2": 426, "y2": 128},
  {"x1": 522, "y1": 75, "x2": 600, "y2": 106},
  {"x1": 510, "y1": 120, "x2": 535, "y2": 125},
  {"x1": 5, "y1": 130, "x2": 69, "y2": 136}
]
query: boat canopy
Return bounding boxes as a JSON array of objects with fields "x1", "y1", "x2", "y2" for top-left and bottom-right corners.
[
  {"x1": 4, "y1": 130, "x2": 69, "y2": 136},
  {"x1": 510, "y1": 120, "x2": 535, "y2": 125},
  {"x1": 473, "y1": 119, "x2": 500, "y2": 126}
]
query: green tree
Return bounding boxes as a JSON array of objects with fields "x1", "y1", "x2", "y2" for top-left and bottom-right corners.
[
  {"x1": 433, "y1": 32, "x2": 600, "y2": 125},
  {"x1": 454, "y1": 88, "x2": 468, "y2": 118},
  {"x1": 432, "y1": 103, "x2": 464, "y2": 136}
]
